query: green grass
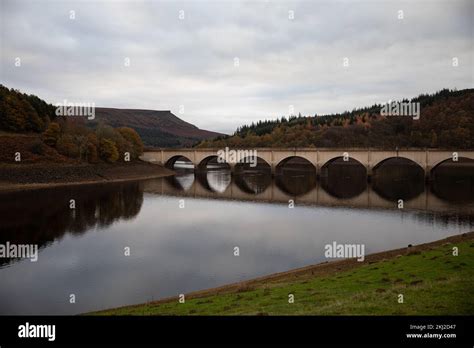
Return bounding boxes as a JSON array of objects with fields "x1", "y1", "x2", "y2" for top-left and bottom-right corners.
[{"x1": 94, "y1": 241, "x2": 474, "y2": 315}]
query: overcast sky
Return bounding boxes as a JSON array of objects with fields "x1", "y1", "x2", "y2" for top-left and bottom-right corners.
[{"x1": 1, "y1": 0, "x2": 472, "y2": 134}]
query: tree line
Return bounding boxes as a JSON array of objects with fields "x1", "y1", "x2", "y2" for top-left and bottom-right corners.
[
  {"x1": 0, "y1": 85, "x2": 144, "y2": 162},
  {"x1": 198, "y1": 89, "x2": 473, "y2": 149}
]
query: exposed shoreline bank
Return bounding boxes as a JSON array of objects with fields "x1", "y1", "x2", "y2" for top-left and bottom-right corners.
[
  {"x1": 0, "y1": 161, "x2": 175, "y2": 193},
  {"x1": 94, "y1": 231, "x2": 474, "y2": 315}
]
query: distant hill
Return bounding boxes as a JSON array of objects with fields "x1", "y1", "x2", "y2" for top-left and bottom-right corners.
[
  {"x1": 198, "y1": 88, "x2": 474, "y2": 149},
  {"x1": 0, "y1": 84, "x2": 223, "y2": 148},
  {"x1": 91, "y1": 108, "x2": 223, "y2": 148}
]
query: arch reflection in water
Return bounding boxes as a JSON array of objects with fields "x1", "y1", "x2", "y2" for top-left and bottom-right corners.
[
  {"x1": 372, "y1": 157, "x2": 425, "y2": 201},
  {"x1": 431, "y1": 158, "x2": 474, "y2": 203},
  {"x1": 163, "y1": 159, "x2": 474, "y2": 207},
  {"x1": 166, "y1": 159, "x2": 195, "y2": 191},
  {"x1": 275, "y1": 156, "x2": 316, "y2": 196},
  {"x1": 320, "y1": 157, "x2": 367, "y2": 199},
  {"x1": 197, "y1": 156, "x2": 231, "y2": 193},
  {"x1": 234, "y1": 157, "x2": 272, "y2": 194}
]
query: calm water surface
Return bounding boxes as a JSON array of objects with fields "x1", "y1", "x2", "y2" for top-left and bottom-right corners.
[{"x1": 0, "y1": 162, "x2": 473, "y2": 314}]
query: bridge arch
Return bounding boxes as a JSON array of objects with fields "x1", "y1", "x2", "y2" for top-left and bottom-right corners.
[
  {"x1": 276, "y1": 156, "x2": 316, "y2": 172},
  {"x1": 371, "y1": 157, "x2": 425, "y2": 201},
  {"x1": 194, "y1": 155, "x2": 231, "y2": 192},
  {"x1": 165, "y1": 155, "x2": 194, "y2": 169},
  {"x1": 320, "y1": 157, "x2": 367, "y2": 199},
  {"x1": 234, "y1": 156, "x2": 271, "y2": 173},
  {"x1": 430, "y1": 157, "x2": 474, "y2": 202},
  {"x1": 430, "y1": 157, "x2": 474, "y2": 173},
  {"x1": 321, "y1": 156, "x2": 367, "y2": 171},
  {"x1": 197, "y1": 155, "x2": 231, "y2": 171},
  {"x1": 372, "y1": 157, "x2": 424, "y2": 173},
  {"x1": 275, "y1": 156, "x2": 316, "y2": 196}
]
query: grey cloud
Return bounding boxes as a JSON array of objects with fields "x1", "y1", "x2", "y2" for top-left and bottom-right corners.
[{"x1": 1, "y1": 0, "x2": 472, "y2": 134}]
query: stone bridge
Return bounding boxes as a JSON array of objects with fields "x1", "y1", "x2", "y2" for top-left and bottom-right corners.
[{"x1": 140, "y1": 148, "x2": 474, "y2": 177}]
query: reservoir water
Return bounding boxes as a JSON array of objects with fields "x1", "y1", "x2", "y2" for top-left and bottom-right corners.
[{"x1": 0, "y1": 161, "x2": 473, "y2": 314}]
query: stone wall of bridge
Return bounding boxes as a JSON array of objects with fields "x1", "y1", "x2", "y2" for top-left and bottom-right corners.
[{"x1": 140, "y1": 149, "x2": 474, "y2": 176}]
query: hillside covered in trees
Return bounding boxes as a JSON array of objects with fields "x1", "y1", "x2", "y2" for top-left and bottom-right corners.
[
  {"x1": 92, "y1": 108, "x2": 223, "y2": 148},
  {"x1": 197, "y1": 89, "x2": 474, "y2": 149},
  {"x1": 0, "y1": 85, "x2": 143, "y2": 163}
]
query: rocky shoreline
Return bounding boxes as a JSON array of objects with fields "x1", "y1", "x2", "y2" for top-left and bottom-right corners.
[{"x1": 0, "y1": 161, "x2": 174, "y2": 193}]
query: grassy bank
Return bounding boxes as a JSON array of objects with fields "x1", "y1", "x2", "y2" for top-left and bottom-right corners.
[{"x1": 95, "y1": 233, "x2": 474, "y2": 315}]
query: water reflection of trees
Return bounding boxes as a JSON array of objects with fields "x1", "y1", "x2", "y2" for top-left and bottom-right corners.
[
  {"x1": 0, "y1": 182, "x2": 143, "y2": 267},
  {"x1": 412, "y1": 211, "x2": 474, "y2": 229}
]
